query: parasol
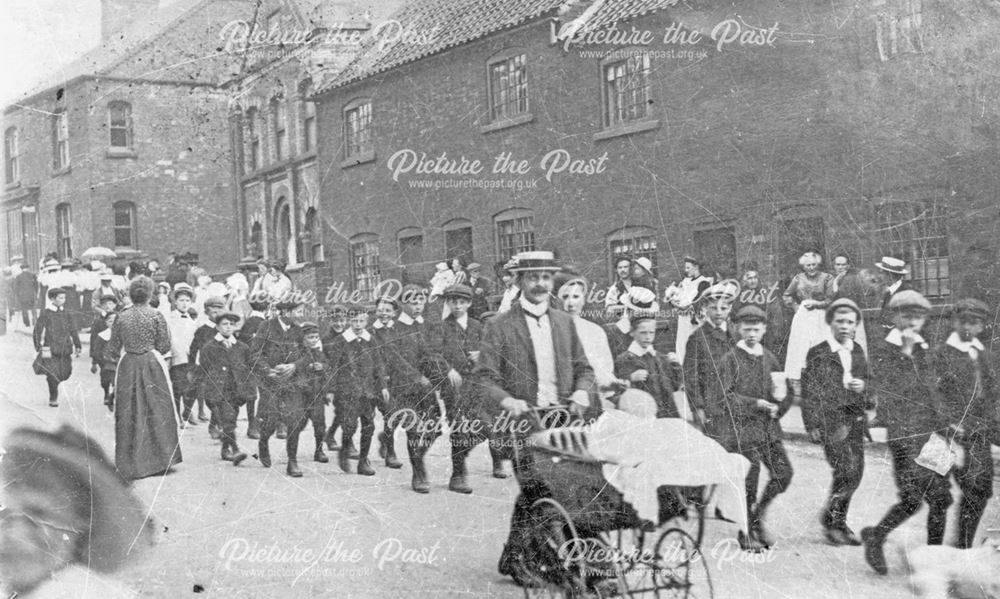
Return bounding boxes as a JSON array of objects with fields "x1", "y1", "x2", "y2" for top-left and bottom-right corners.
[{"x1": 81, "y1": 246, "x2": 118, "y2": 260}]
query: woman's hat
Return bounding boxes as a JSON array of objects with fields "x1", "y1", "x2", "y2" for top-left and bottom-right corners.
[
  {"x1": 633, "y1": 257, "x2": 654, "y2": 274},
  {"x1": 442, "y1": 284, "x2": 472, "y2": 300},
  {"x1": 99, "y1": 269, "x2": 114, "y2": 280},
  {"x1": 203, "y1": 295, "x2": 227, "y2": 309},
  {"x1": 621, "y1": 286, "x2": 660, "y2": 316},
  {"x1": 46, "y1": 286, "x2": 68, "y2": 299},
  {"x1": 171, "y1": 282, "x2": 195, "y2": 300},
  {"x1": 42, "y1": 258, "x2": 61, "y2": 272},
  {"x1": 875, "y1": 256, "x2": 909, "y2": 276},
  {"x1": 695, "y1": 279, "x2": 740, "y2": 304},
  {"x1": 157, "y1": 281, "x2": 171, "y2": 291},
  {"x1": 508, "y1": 250, "x2": 562, "y2": 273},
  {"x1": 952, "y1": 298, "x2": 989, "y2": 321},
  {"x1": 98, "y1": 294, "x2": 119, "y2": 306},
  {"x1": 682, "y1": 255, "x2": 701, "y2": 267},
  {"x1": 886, "y1": 289, "x2": 931, "y2": 313},
  {"x1": 1, "y1": 425, "x2": 155, "y2": 573},
  {"x1": 825, "y1": 297, "x2": 862, "y2": 323},
  {"x1": 557, "y1": 277, "x2": 588, "y2": 299}
]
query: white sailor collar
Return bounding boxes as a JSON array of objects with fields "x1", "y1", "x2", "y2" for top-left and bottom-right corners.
[
  {"x1": 372, "y1": 319, "x2": 394, "y2": 330},
  {"x1": 615, "y1": 315, "x2": 630, "y2": 335},
  {"x1": 885, "y1": 327, "x2": 928, "y2": 349},
  {"x1": 826, "y1": 334, "x2": 855, "y2": 353},
  {"x1": 342, "y1": 328, "x2": 372, "y2": 342},
  {"x1": 398, "y1": 312, "x2": 424, "y2": 325},
  {"x1": 945, "y1": 331, "x2": 984, "y2": 354}
]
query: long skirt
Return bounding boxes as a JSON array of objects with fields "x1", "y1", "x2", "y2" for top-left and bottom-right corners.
[
  {"x1": 784, "y1": 305, "x2": 827, "y2": 379},
  {"x1": 114, "y1": 350, "x2": 182, "y2": 480}
]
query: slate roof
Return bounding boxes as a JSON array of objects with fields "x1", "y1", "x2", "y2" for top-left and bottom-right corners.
[{"x1": 316, "y1": 0, "x2": 681, "y2": 93}]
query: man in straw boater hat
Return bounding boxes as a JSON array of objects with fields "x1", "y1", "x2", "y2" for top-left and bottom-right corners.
[
  {"x1": 875, "y1": 256, "x2": 913, "y2": 326},
  {"x1": 931, "y1": 298, "x2": 999, "y2": 549},
  {"x1": 682, "y1": 279, "x2": 739, "y2": 435},
  {"x1": 861, "y1": 290, "x2": 952, "y2": 575},
  {"x1": 248, "y1": 297, "x2": 305, "y2": 473},
  {"x1": 474, "y1": 250, "x2": 597, "y2": 584},
  {"x1": 801, "y1": 298, "x2": 870, "y2": 546},
  {"x1": 0, "y1": 425, "x2": 155, "y2": 597}
]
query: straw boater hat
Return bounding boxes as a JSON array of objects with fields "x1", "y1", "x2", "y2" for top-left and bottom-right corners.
[
  {"x1": 42, "y1": 258, "x2": 60, "y2": 272},
  {"x1": 875, "y1": 256, "x2": 908, "y2": 276},
  {"x1": 695, "y1": 279, "x2": 740, "y2": 304},
  {"x1": 1, "y1": 425, "x2": 155, "y2": 573},
  {"x1": 633, "y1": 256, "x2": 654, "y2": 275},
  {"x1": 621, "y1": 286, "x2": 660, "y2": 316},
  {"x1": 508, "y1": 250, "x2": 562, "y2": 273}
]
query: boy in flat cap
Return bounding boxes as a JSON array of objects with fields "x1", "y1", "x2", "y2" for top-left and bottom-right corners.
[
  {"x1": 615, "y1": 313, "x2": 682, "y2": 418},
  {"x1": 932, "y1": 298, "x2": 999, "y2": 548},
  {"x1": 861, "y1": 290, "x2": 951, "y2": 574},
  {"x1": 89, "y1": 297, "x2": 119, "y2": 411},
  {"x1": 249, "y1": 299, "x2": 304, "y2": 470},
  {"x1": 32, "y1": 287, "x2": 82, "y2": 407},
  {"x1": 333, "y1": 306, "x2": 389, "y2": 476},
  {"x1": 425, "y1": 283, "x2": 489, "y2": 494},
  {"x1": 167, "y1": 283, "x2": 199, "y2": 426},
  {"x1": 286, "y1": 321, "x2": 331, "y2": 476},
  {"x1": 683, "y1": 281, "x2": 738, "y2": 435},
  {"x1": 371, "y1": 295, "x2": 405, "y2": 469},
  {"x1": 235, "y1": 297, "x2": 269, "y2": 439},
  {"x1": 719, "y1": 305, "x2": 793, "y2": 552},
  {"x1": 189, "y1": 295, "x2": 227, "y2": 437},
  {"x1": 321, "y1": 304, "x2": 352, "y2": 453},
  {"x1": 193, "y1": 312, "x2": 255, "y2": 466},
  {"x1": 801, "y1": 298, "x2": 869, "y2": 545}
]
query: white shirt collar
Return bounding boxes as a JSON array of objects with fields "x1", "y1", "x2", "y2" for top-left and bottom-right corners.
[
  {"x1": 277, "y1": 318, "x2": 289, "y2": 332},
  {"x1": 214, "y1": 332, "x2": 236, "y2": 347},
  {"x1": 627, "y1": 341, "x2": 656, "y2": 357},
  {"x1": 885, "y1": 327, "x2": 928, "y2": 349},
  {"x1": 826, "y1": 333, "x2": 855, "y2": 353},
  {"x1": 398, "y1": 312, "x2": 418, "y2": 325},
  {"x1": 887, "y1": 280, "x2": 902, "y2": 294},
  {"x1": 373, "y1": 319, "x2": 394, "y2": 329},
  {"x1": 453, "y1": 313, "x2": 469, "y2": 330},
  {"x1": 519, "y1": 294, "x2": 549, "y2": 318},
  {"x1": 342, "y1": 328, "x2": 371, "y2": 342},
  {"x1": 736, "y1": 340, "x2": 764, "y2": 356},
  {"x1": 945, "y1": 331, "x2": 984, "y2": 355}
]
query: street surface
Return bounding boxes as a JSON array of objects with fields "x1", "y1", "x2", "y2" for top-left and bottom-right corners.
[{"x1": 1, "y1": 328, "x2": 997, "y2": 598}]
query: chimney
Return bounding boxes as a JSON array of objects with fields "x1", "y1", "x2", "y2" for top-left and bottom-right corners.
[{"x1": 101, "y1": 0, "x2": 160, "y2": 42}]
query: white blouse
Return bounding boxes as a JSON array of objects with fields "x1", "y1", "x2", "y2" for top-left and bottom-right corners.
[{"x1": 573, "y1": 316, "x2": 616, "y2": 390}]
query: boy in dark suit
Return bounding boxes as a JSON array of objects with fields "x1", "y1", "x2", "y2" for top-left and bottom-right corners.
[
  {"x1": 322, "y1": 304, "x2": 351, "y2": 453},
  {"x1": 683, "y1": 283, "x2": 737, "y2": 435},
  {"x1": 333, "y1": 307, "x2": 388, "y2": 476},
  {"x1": 615, "y1": 314, "x2": 682, "y2": 418},
  {"x1": 193, "y1": 312, "x2": 255, "y2": 466},
  {"x1": 801, "y1": 298, "x2": 869, "y2": 546},
  {"x1": 236, "y1": 297, "x2": 268, "y2": 440},
  {"x1": 861, "y1": 290, "x2": 951, "y2": 575},
  {"x1": 189, "y1": 295, "x2": 227, "y2": 439},
  {"x1": 32, "y1": 287, "x2": 81, "y2": 407},
  {"x1": 719, "y1": 305, "x2": 793, "y2": 552},
  {"x1": 371, "y1": 296, "x2": 404, "y2": 469},
  {"x1": 426, "y1": 284, "x2": 487, "y2": 494},
  {"x1": 288, "y1": 321, "x2": 331, "y2": 476},
  {"x1": 932, "y1": 298, "x2": 999, "y2": 549},
  {"x1": 89, "y1": 297, "x2": 119, "y2": 411}
]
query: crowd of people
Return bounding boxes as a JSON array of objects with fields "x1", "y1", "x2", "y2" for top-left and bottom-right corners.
[{"x1": 13, "y1": 247, "x2": 1000, "y2": 587}]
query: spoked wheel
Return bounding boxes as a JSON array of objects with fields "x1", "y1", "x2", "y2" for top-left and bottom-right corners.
[
  {"x1": 595, "y1": 527, "x2": 658, "y2": 598},
  {"x1": 520, "y1": 497, "x2": 589, "y2": 599},
  {"x1": 650, "y1": 528, "x2": 713, "y2": 599}
]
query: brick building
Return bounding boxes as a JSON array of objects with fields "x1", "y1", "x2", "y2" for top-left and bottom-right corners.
[
  {"x1": 308, "y1": 0, "x2": 1000, "y2": 313},
  {"x1": 227, "y1": 0, "x2": 402, "y2": 292},
  {"x1": 1, "y1": 0, "x2": 257, "y2": 273}
]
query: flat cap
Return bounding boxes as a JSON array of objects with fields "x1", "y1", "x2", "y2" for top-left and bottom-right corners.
[
  {"x1": 826, "y1": 297, "x2": 862, "y2": 322},
  {"x1": 734, "y1": 305, "x2": 767, "y2": 323},
  {"x1": 953, "y1": 298, "x2": 989, "y2": 321},
  {"x1": 886, "y1": 290, "x2": 931, "y2": 313},
  {"x1": 442, "y1": 284, "x2": 473, "y2": 300}
]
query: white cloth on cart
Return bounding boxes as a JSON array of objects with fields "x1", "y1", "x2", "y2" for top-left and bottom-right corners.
[{"x1": 585, "y1": 410, "x2": 751, "y2": 534}]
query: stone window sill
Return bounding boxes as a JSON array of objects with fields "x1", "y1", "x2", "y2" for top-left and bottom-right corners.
[
  {"x1": 106, "y1": 148, "x2": 138, "y2": 159},
  {"x1": 52, "y1": 165, "x2": 72, "y2": 177},
  {"x1": 340, "y1": 150, "x2": 376, "y2": 169},
  {"x1": 593, "y1": 119, "x2": 661, "y2": 142},
  {"x1": 480, "y1": 112, "x2": 534, "y2": 134}
]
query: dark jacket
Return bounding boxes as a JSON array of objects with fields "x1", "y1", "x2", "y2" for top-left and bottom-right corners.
[
  {"x1": 426, "y1": 316, "x2": 484, "y2": 379},
  {"x1": 378, "y1": 318, "x2": 432, "y2": 397},
  {"x1": 719, "y1": 346, "x2": 785, "y2": 448},
  {"x1": 870, "y1": 333, "x2": 945, "y2": 443},
  {"x1": 615, "y1": 348, "x2": 681, "y2": 418},
  {"x1": 801, "y1": 339, "x2": 869, "y2": 436},
  {"x1": 475, "y1": 303, "x2": 595, "y2": 414},
  {"x1": 189, "y1": 323, "x2": 217, "y2": 365},
  {"x1": 33, "y1": 307, "x2": 80, "y2": 355},
  {"x1": 933, "y1": 342, "x2": 999, "y2": 438},
  {"x1": 237, "y1": 314, "x2": 266, "y2": 343},
  {"x1": 194, "y1": 337, "x2": 256, "y2": 406},
  {"x1": 295, "y1": 344, "x2": 333, "y2": 403},
  {"x1": 468, "y1": 277, "x2": 492, "y2": 320},
  {"x1": 682, "y1": 321, "x2": 735, "y2": 414},
  {"x1": 89, "y1": 316, "x2": 115, "y2": 370},
  {"x1": 879, "y1": 280, "x2": 915, "y2": 326},
  {"x1": 332, "y1": 330, "x2": 386, "y2": 401},
  {"x1": 14, "y1": 270, "x2": 38, "y2": 308},
  {"x1": 248, "y1": 318, "x2": 303, "y2": 388}
]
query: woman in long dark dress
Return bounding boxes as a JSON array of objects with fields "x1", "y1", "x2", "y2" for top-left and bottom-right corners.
[
  {"x1": 32, "y1": 287, "x2": 81, "y2": 406},
  {"x1": 105, "y1": 276, "x2": 182, "y2": 479}
]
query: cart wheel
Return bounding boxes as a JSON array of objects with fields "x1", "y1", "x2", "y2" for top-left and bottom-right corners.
[
  {"x1": 651, "y1": 528, "x2": 713, "y2": 599},
  {"x1": 523, "y1": 497, "x2": 588, "y2": 598},
  {"x1": 595, "y1": 528, "x2": 654, "y2": 599}
]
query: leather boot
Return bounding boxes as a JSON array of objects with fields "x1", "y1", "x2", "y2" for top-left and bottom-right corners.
[
  {"x1": 861, "y1": 527, "x2": 888, "y2": 575},
  {"x1": 246, "y1": 418, "x2": 260, "y2": 440},
  {"x1": 230, "y1": 443, "x2": 248, "y2": 466},
  {"x1": 449, "y1": 443, "x2": 473, "y2": 494},
  {"x1": 378, "y1": 431, "x2": 389, "y2": 460},
  {"x1": 490, "y1": 443, "x2": 508, "y2": 479},
  {"x1": 338, "y1": 446, "x2": 352, "y2": 473},
  {"x1": 258, "y1": 438, "x2": 271, "y2": 468},
  {"x1": 357, "y1": 457, "x2": 375, "y2": 476},
  {"x1": 325, "y1": 425, "x2": 340, "y2": 451},
  {"x1": 314, "y1": 437, "x2": 329, "y2": 463},
  {"x1": 286, "y1": 431, "x2": 302, "y2": 476},
  {"x1": 286, "y1": 459, "x2": 303, "y2": 477},
  {"x1": 221, "y1": 439, "x2": 235, "y2": 461},
  {"x1": 209, "y1": 423, "x2": 222, "y2": 441},
  {"x1": 345, "y1": 439, "x2": 360, "y2": 460},
  {"x1": 410, "y1": 455, "x2": 430, "y2": 494},
  {"x1": 384, "y1": 439, "x2": 402, "y2": 469}
]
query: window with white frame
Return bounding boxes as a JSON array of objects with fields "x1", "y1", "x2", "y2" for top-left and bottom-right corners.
[
  {"x1": 108, "y1": 101, "x2": 133, "y2": 149},
  {"x1": 350, "y1": 233, "x2": 380, "y2": 296},
  {"x1": 487, "y1": 52, "x2": 528, "y2": 122},
  {"x1": 4, "y1": 127, "x2": 18, "y2": 183},
  {"x1": 607, "y1": 226, "x2": 658, "y2": 279},
  {"x1": 343, "y1": 99, "x2": 372, "y2": 160},
  {"x1": 602, "y1": 53, "x2": 651, "y2": 127},
  {"x1": 495, "y1": 209, "x2": 535, "y2": 262},
  {"x1": 52, "y1": 110, "x2": 69, "y2": 170},
  {"x1": 875, "y1": 196, "x2": 950, "y2": 299}
]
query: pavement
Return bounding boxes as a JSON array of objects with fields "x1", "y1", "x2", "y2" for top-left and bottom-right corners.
[{"x1": 1, "y1": 326, "x2": 998, "y2": 598}]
